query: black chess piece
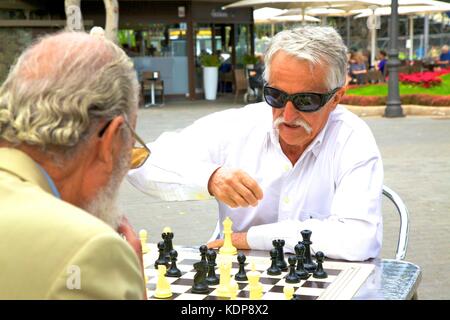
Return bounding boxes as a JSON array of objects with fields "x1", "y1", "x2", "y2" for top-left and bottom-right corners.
[
  {"x1": 206, "y1": 250, "x2": 219, "y2": 285},
  {"x1": 199, "y1": 245, "x2": 208, "y2": 264},
  {"x1": 266, "y1": 248, "x2": 282, "y2": 275},
  {"x1": 300, "y1": 230, "x2": 317, "y2": 272},
  {"x1": 292, "y1": 294, "x2": 302, "y2": 300},
  {"x1": 154, "y1": 241, "x2": 169, "y2": 269},
  {"x1": 294, "y1": 243, "x2": 309, "y2": 280},
  {"x1": 165, "y1": 249, "x2": 182, "y2": 277},
  {"x1": 191, "y1": 261, "x2": 209, "y2": 294},
  {"x1": 162, "y1": 231, "x2": 174, "y2": 261},
  {"x1": 313, "y1": 251, "x2": 328, "y2": 279},
  {"x1": 275, "y1": 239, "x2": 288, "y2": 271},
  {"x1": 285, "y1": 256, "x2": 300, "y2": 283},
  {"x1": 234, "y1": 252, "x2": 248, "y2": 281}
]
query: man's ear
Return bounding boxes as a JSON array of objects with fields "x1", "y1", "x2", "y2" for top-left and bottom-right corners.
[
  {"x1": 97, "y1": 116, "x2": 125, "y2": 173},
  {"x1": 330, "y1": 87, "x2": 346, "y2": 111}
]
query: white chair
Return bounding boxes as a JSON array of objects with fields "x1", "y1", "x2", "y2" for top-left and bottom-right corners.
[{"x1": 382, "y1": 185, "x2": 409, "y2": 261}]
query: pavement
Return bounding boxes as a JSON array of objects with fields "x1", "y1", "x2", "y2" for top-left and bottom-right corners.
[{"x1": 118, "y1": 96, "x2": 450, "y2": 299}]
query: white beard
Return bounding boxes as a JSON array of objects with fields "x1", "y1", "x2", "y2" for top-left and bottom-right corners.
[{"x1": 83, "y1": 152, "x2": 129, "y2": 230}]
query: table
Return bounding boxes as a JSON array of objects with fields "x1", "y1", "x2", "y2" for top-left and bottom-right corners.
[{"x1": 145, "y1": 246, "x2": 422, "y2": 300}]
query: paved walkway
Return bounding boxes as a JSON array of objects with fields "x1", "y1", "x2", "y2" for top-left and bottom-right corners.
[{"x1": 119, "y1": 97, "x2": 450, "y2": 299}]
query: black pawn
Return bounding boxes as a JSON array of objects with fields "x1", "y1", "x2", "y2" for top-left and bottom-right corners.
[
  {"x1": 166, "y1": 249, "x2": 182, "y2": 277},
  {"x1": 266, "y1": 248, "x2": 282, "y2": 275},
  {"x1": 274, "y1": 239, "x2": 288, "y2": 271},
  {"x1": 234, "y1": 253, "x2": 248, "y2": 281},
  {"x1": 285, "y1": 256, "x2": 300, "y2": 283},
  {"x1": 313, "y1": 251, "x2": 328, "y2": 279},
  {"x1": 294, "y1": 243, "x2": 309, "y2": 280},
  {"x1": 191, "y1": 261, "x2": 209, "y2": 294},
  {"x1": 301, "y1": 230, "x2": 317, "y2": 272},
  {"x1": 199, "y1": 245, "x2": 208, "y2": 264},
  {"x1": 154, "y1": 241, "x2": 169, "y2": 269},
  {"x1": 206, "y1": 250, "x2": 219, "y2": 285},
  {"x1": 162, "y1": 231, "x2": 174, "y2": 260},
  {"x1": 292, "y1": 294, "x2": 302, "y2": 300}
]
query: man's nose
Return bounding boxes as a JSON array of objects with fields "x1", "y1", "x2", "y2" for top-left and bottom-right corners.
[{"x1": 283, "y1": 101, "x2": 299, "y2": 123}]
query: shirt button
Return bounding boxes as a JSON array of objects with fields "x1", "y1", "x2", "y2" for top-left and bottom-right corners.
[
  {"x1": 284, "y1": 164, "x2": 291, "y2": 172},
  {"x1": 283, "y1": 197, "x2": 290, "y2": 204}
]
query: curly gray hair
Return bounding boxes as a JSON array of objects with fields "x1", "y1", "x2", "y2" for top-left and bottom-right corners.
[
  {"x1": 0, "y1": 30, "x2": 139, "y2": 152},
  {"x1": 263, "y1": 26, "x2": 348, "y2": 91}
]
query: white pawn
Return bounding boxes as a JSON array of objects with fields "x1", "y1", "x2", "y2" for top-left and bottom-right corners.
[
  {"x1": 230, "y1": 280, "x2": 239, "y2": 300},
  {"x1": 247, "y1": 263, "x2": 263, "y2": 300},
  {"x1": 154, "y1": 265, "x2": 172, "y2": 299},
  {"x1": 283, "y1": 285, "x2": 294, "y2": 300},
  {"x1": 216, "y1": 261, "x2": 232, "y2": 298},
  {"x1": 139, "y1": 229, "x2": 150, "y2": 254}
]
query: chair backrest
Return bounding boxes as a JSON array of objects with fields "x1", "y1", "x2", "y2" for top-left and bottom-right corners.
[
  {"x1": 234, "y1": 69, "x2": 247, "y2": 91},
  {"x1": 382, "y1": 185, "x2": 409, "y2": 260}
]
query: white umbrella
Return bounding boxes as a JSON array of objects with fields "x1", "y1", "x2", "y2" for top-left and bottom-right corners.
[
  {"x1": 253, "y1": 7, "x2": 287, "y2": 23},
  {"x1": 269, "y1": 14, "x2": 321, "y2": 22},
  {"x1": 354, "y1": 1, "x2": 450, "y2": 61}
]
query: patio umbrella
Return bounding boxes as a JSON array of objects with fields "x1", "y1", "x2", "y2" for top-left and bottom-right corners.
[
  {"x1": 354, "y1": 1, "x2": 450, "y2": 61},
  {"x1": 224, "y1": 0, "x2": 381, "y2": 25},
  {"x1": 253, "y1": 7, "x2": 287, "y2": 36}
]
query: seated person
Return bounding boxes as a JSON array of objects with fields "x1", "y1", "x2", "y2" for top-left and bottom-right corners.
[
  {"x1": 0, "y1": 30, "x2": 146, "y2": 299},
  {"x1": 349, "y1": 52, "x2": 368, "y2": 84},
  {"x1": 128, "y1": 26, "x2": 384, "y2": 262},
  {"x1": 437, "y1": 45, "x2": 450, "y2": 66},
  {"x1": 376, "y1": 50, "x2": 387, "y2": 75}
]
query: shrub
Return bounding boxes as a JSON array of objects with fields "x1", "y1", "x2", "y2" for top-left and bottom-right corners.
[{"x1": 200, "y1": 54, "x2": 221, "y2": 67}]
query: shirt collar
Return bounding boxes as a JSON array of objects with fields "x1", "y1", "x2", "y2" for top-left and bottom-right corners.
[{"x1": 0, "y1": 148, "x2": 60, "y2": 198}]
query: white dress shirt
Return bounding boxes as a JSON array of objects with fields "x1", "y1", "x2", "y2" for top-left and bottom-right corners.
[{"x1": 128, "y1": 103, "x2": 384, "y2": 261}]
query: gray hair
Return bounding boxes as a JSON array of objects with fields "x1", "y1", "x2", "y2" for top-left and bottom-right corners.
[
  {"x1": 0, "y1": 31, "x2": 139, "y2": 153},
  {"x1": 263, "y1": 26, "x2": 348, "y2": 91}
]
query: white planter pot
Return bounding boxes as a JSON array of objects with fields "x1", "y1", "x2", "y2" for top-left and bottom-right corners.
[{"x1": 203, "y1": 66, "x2": 218, "y2": 100}]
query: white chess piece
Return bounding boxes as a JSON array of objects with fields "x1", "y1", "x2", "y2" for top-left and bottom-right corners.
[
  {"x1": 283, "y1": 285, "x2": 294, "y2": 300},
  {"x1": 247, "y1": 263, "x2": 263, "y2": 300},
  {"x1": 139, "y1": 229, "x2": 150, "y2": 254},
  {"x1": 216, "y1": 261, "x2": 232, "y2": 298},
  {"x1": 219, "y1": 217, "x2": 237, "y2": 255},
  {"x1": 230, "y1": 280, "x2": 239, "y2": 300},
  {"x1": 154, "y1": 265, "x2": 172, "y2": 299}
]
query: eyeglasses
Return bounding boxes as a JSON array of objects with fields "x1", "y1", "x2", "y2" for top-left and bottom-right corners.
[
  {"x1": 263, "y1": 85, "x2": 341, "y2": 113},
  {"x1": 98, "y1": 116, "x2": 151, "y2": 169}
]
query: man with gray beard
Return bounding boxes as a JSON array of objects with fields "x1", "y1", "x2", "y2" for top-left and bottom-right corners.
[
  {"x1": 0, "y1": 30, "x2": 148, "y2": 299},
  {"x1": 128, "y1": 26, "x2": 384, "y2": 262}
]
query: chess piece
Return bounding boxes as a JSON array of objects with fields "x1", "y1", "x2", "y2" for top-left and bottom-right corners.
[
  {"x1": 229, "y1": 280, "x2": 239, "y2": 300},
  {"x1": 301, "y1": 230, "x2": 317, "y2": 272},
  {"x1": 267, "y1": 248, "x2": 282, "y2": 275},
  {"x1": 162, "y1": 227, "x2": 174, "y2": 261},
  {"x1": 283, "y1": 285, "x2": 294, "y2": 300},
  {"x1": 219, "y1": 217, "x2": 237, "y2": 255},
  {"x1": 191, "y1": 261, "x2": 209, "y2": 294},
  {"x1": 154, "y1": 265, "x2": 172, "y2": 299},
  {"x1": 154, "y1": 241, "x2": 169, "y2": 269},
  {"x1": 206, "y1": 250, "x2": 220, "y2": 285},
  {"x1": 294, "y1": 243, "x2": 309, "y2": 280},
  {"x1": 199, "y1": 245, "x2": 208, "y2": 264},
  {"x1": 247, "y1": 263, "x2": 263, "y2": 300},
  {"x1": 234, "y1": 253, "x2": 248, "y2": 281},
  {"x1": 274, "y1": 239, "x2": 288, "y2": 271},
  {"x1": 166, "y1": 249, "x2": 182, "y2": 277},
  {"x1": 285, "y1": 256, "x2": 300, "y2": 283},
  {"x1": 313, "y1": 251, "x2": 328, "y2": 279},
  {"x1": 292, "y1": 294, "x2": 302, "y2": 300},
  {"x1": 216, "y1": 261, "x2": 232, "y2": 298},
  {"x1": 139, "y1": 229, "x2": 150, "y2": 254}
]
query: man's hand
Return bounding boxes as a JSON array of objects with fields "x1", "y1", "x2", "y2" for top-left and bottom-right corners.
[
  {"x1": 208, "y1": 167, "x2": 263, "y2": 208},
  {"x1": 207, "y1": 232, "x2": 250, "y2": 250}
]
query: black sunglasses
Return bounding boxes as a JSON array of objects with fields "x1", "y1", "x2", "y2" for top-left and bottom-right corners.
[{"x1": 263, "y1": 85, "x2": 341, "y2": 113}]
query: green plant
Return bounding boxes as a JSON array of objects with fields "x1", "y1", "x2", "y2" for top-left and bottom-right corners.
[
  {"x1": 242, "y1": 54, "x2": 258, "y2": 65},
  {"x1": 200, "y1": 54, "x2": 221, "y2": 67}
]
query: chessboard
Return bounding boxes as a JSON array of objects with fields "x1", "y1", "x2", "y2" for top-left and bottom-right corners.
[{"x1": 143, "y1": 245, "x2": 375, "y2": 300}]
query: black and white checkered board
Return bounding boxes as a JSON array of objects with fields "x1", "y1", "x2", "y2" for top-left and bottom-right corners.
[{"x1": 143, "y1": 246, "x2": 374, "y2": 300}]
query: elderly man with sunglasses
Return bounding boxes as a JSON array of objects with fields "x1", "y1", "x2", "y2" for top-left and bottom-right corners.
[
  {"x1": 0, "y1": 30, "x2": 147, "y2": 299},
  {"x1": 129, "y1": 26, "x2": 383, "y2": 261}
]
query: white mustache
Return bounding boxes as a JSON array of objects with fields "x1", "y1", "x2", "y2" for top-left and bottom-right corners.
[{"x1": 273, "y1": 116, "x2": 312, "y2": 134}]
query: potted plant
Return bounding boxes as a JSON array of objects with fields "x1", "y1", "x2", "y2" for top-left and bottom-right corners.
[
  {"x1": 200, "y1": 53, "x2": 221, "y2": 100},
  {"x1": 242, "y1": 54, "x2": 259, "y2": 69}
]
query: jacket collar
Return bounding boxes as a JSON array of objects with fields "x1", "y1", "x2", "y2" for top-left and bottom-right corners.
[{"x1": 0, "y1": 148, "x2": 54, "y2": 195}]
